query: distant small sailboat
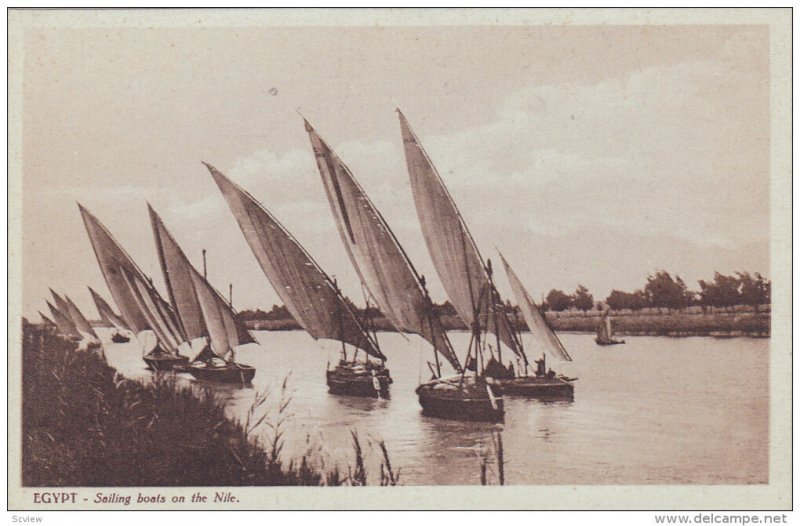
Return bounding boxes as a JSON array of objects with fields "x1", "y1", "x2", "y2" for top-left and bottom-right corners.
[
  {"x1": 596, "y1": 310, "x2": 625, "y2": 345},
  {"x1": 37, "y1": 311, "x2": 56, "y2": 329},
  {"x1": 149, "y1": 205, "x2": 257, "y2": 383},
  {"x1": 207, "y1": 162, "x2": 391, "y2": 397},
  {"x1": 498, "y1": 253, "x2": 576, "y2": 397},
  {"x1": 78, "y1": 204, "x2": 188, "y2": 369},
  {"x1": 49, "y1": 289, "x2": 102, "y2": 352},
  {"x1": 46, "y1": 300, "x2": 81, "y2": 341},
  {"x1": 89, "y1": 286, "x2": 131, "y2": 342}
]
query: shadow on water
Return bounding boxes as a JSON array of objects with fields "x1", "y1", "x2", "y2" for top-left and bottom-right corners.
[
  {"x1": 102, "y1": 330, "x2": 770, "y2": 485},
  {"x1": 325, "y1": 392, "x2": 392, "y2": 416}
]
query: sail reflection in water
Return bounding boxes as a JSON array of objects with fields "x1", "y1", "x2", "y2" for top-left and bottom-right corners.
[{"x1": 100, "y1": 331, "x2": 768, "y2": 485}]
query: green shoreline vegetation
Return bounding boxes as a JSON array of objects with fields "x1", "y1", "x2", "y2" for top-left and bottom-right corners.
[{"x1": 21, "y1": 324, "x2": 400, "y2": 487}]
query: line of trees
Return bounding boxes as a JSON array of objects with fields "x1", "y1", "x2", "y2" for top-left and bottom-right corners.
[
  {"x1": 240, "y1": 299, "x2": 460, "y2": 322},
  {"x1": 542, "y1": 271, "x2": 770, "y2": 312},
  {"x1": 240, "y1": 270, "x2": 770, "y2": 320}
]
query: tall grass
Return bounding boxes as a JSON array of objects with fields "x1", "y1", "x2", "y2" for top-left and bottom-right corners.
[{"x1": 22, "y1": 324, "x2": 397, "y2": 487}]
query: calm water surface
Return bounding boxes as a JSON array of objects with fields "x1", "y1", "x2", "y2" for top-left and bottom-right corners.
[{"x1": 104, "y1": 331, "x2": 769, "y2": 485}]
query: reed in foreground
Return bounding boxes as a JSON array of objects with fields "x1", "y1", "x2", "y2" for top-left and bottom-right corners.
[{"x1": 22, "y1": 324, "x2": 396, "y2": 486}]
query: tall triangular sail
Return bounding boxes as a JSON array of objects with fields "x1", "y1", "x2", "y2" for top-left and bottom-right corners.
[
  {"x1": 63, "y1": 295, "x2": 98, "y2": 338},
  {"x1": 46, "y1": 300, "x2": 80, "y2": 337},
  {"x1": 78, "y1": 204, "x2": 154, "y2": 332},
  {"x1": 89, "y1": 286, "x2": 128, "y2": 330},
  {"x1": 206, "y1": 163, "x2": 385, "y2": 361},
  {"x1": 304, "y1": 120, "x2": 460, "y2": 371},
  {"x1": 120, "y1": 266, "x2": 184, "y2": 352},
  {"x1": 149, "y1": 205, "x2": 255, "y2": 347},
  {"x1": 397, "y1": 109, "x2": 522, "y2": 359},
  {"x1": 148, "y1": 205, "x2": 208, "y2": 341},
  {"x1": 50, "y1": 289, "x2": 71, "y2": 321},
  {"x1": 188, "y1": 265, "x2": 233, "y2": 358},
  {"x1": 499, "y1": 253, "x2": 572, "y2": 362},
  {"x1": 38, "y1": 311, "x2": 56, "y2": 327}
]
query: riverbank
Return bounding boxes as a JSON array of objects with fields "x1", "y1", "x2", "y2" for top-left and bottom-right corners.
[
  {"x1": 21, "y1": 324, "x2": 397, "y2": 486},
  {"x1": 245, "y1": 305, "x2": 770, "y2": 337}
]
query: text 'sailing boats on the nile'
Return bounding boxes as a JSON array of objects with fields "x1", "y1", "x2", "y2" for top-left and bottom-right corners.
[
  {"x1": 397, "y1": 109, "x2": 576, "y2": 407},
  {"x1": 596, "y1": 310, "x2": 625, "y2": 345},
  {"x1": 78, "y1": 204, "x2": 189, "y2": 370},
  {"x1": 499, "y1": 253, "x2": 576, "y2": 397},
  {"x1": 206, "y1": 163, "x2": 391, "y2": 397},
  {"x1": 89, "y1": 286, "x2": 131, "y2": 342},
  {"x1": 149, "y1": 205, "x2": 258, "y2": 383},
  {"x1": 304, "y1": 119, "x2": 507, "y2": 417}
]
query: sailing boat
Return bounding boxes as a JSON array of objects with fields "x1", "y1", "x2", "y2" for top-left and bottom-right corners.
[
  {"x1": 206, "y1": 162, "x2": 392, "y2": 397},
  {"x1": 89, "y1": 286, "x2": 131, "y2": 342},
  {"x1": 396, "y1": 108, "x2": 526, "y2": 421},
  {"x1": 303, "y1": 118, "x2": 509, "y2": 419},
  {"x1": 499, "y1": 253, "x2": 576, "y2": 397},
  {"x1": 38, "y1": 311, "x2": 57, "y2": 329},
  {"x1": 78, "y1": 203, "x2": 189, "y2": 370},
  {"x1": 50, "y1": 289, "x2": 101, "y2": 351},
  {"x1": 46, "y1": 299, "x2": 81, "y2": 340},
  {"x1": 149, "y1": 205, "x2": 257, "y2": 383},
  {"x1": 596, "y1": 310, "x2": 625, "y2": 345}
]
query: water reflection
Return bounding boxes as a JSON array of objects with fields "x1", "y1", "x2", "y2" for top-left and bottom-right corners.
[{"x1": 102, "y1": 330, "x2": 769, "y2": 485}]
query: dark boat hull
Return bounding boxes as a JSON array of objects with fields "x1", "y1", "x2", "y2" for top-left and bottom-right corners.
[
  {"x1": 416, "y1": 378, "x2": 504, "y2": 422},
  {"x1": 187, "y1": 363, "x2": 256, "y2": 384},
  {"x1": 143, "y1": 353, "x2": 190, "y2": 371},
  {"x1": 595, "y1": 338, "x2": 626, "y2": 345},
  {"x1": 500, "y1": 376, "x2": 574, "y2": 398},
  {"x1": 326, "y1": 364, "x2": 392, "y2": 398}
]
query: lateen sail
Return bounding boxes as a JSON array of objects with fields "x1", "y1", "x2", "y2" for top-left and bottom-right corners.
[
  {"x1": 149, "y1": 205, "x2": 255, "y2": 348},
  {"x1": 148, "y1": 204, "x2": 208, "y2": 341},
  {"x1": 188, "y1": 264, "x2": 232, "y2": 358},
  {"x1": 304, "y1": 120, "x2": 460, "y2": 370},
  {"x1": 50, "y1": 289, "x2": 72, "y2": 322},
  {"x1": 63, "y1": 294, "x2": 98, "y2": 338},
  {"x1": 47, "y1": 300, "x2": 80, "y2": 337},
  {"x1": 121, "y1": 267, "x2": 184, "y2": 352},
  {"x1": 78, "y1": 204, "x2": 153, "y2": 332},
  {"x1": 38, "y1": 311, "x2": 56, "y2": 327},
  {"x1": 499, "y1": 253, "x2": 571, "y2": 362},
  {"x1": 600, "y1": 311, "x2": 613, "y2": 340},
  {"x1": 397, "y1": 109, "x2": 522, "y2": 358},
  {"x1": 206, "y1": 162, "x2": 385, "y2": 360},
  {"x1": 89, "y1": 286, "x2": 129, "y2": 330}
]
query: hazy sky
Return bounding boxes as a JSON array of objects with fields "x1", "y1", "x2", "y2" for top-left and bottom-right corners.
[{"x1": 21, "y1": 24, "x2": 770, "y2": 320}]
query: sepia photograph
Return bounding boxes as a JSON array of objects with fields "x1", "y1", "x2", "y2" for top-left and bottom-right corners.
[{"x1": 7, "y1": 7, "x2": 792, "y2": 512}]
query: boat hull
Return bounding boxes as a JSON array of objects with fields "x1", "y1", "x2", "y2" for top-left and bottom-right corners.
[
  {"x1": 499, "y1": 376, "x2": 574, "y2": 398},
  {"x1": 595, "y1": 338, "x2": 626, "y2": 345},
  {"x1": 143, "y1": 353, "x2": 190, "y2": 371},
  {"x1": 326, "y1": 363, "x2": 392, "y2": 398},
  {"x1": 187, "y1": 363, "x2": 256, "y2": 384},
  {"x1": 416, "y1": 377, "x2": 504, "y2": 422}
]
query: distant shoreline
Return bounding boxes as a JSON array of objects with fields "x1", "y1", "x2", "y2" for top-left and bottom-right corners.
[{"x1": 244, "y1": 305, "x2": 771, "y2": 338}]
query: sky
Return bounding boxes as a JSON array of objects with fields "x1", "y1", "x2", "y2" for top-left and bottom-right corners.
[{"x1": 20, "y1": 23, "x2": 770, "y2": 320}]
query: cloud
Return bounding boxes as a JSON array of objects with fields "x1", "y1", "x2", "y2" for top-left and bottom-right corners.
[{"x1": 413, "y1": 58, "x2": 769, "y2": 250}]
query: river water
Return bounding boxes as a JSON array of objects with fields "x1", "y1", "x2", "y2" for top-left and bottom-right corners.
[{"x1": 103, "y1": 330, "x2": 769, "y2": 485}]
